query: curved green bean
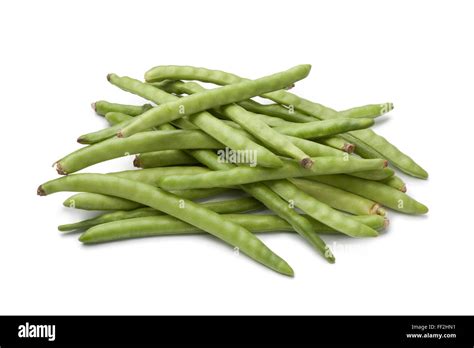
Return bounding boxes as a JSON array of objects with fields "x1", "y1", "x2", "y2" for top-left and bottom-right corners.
[
  {"x1": 105, "y1": 112, "x2": 134, "y2": 125},
  {"x1": 92, "y1": 100, "x2": 152, "y2": 116},
  {"x1": 38, "y1": 174, "x2": 294, "y2": 276},
  {"x1": 63, "y1": 188, "x2": 232, "y2": 211},
  {"x1": 318, "y1": 136, "x2": 355, "y2": 153},
  {"x1": 237, "y1": 99, "x2": 315, "y2": 123},
  {"x1": 157, "y1": 157, "x2": 387, "y2": 190},
  {"x1": 266, "y1": 180, "x2": 378, "y2": 237},
  {"x1": 119, "y1": 65, "x2": 311, "y2": 137},
  {"x1": 55, "y1": 130, "x2": 222, "y2": 175},
  {"x1": 290, "y1": 178, "x2": 385, "y2": 216},
  {"x1": 309, "y1": 175, "x2": 428, "y2": 214},
  {"x1": 350, "y1": 167, "x2": 395, "y2": 181},
  {"x1": 108, "y1": 74, "x2": 283, "y2": 168},
  {"x1": 274, "y1": 118, "x2": 374, "y2": 139},
  {"x1": 59, "y1": 197, "x2": 263, "y2": 231},
  {"x1": 79, "y1": 214, "x2": 388, "y2": 244}
]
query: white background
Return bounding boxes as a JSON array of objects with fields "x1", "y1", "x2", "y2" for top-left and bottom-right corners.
[{"x1": 1, "y1": 0, "x2": 472, "y2": 315}]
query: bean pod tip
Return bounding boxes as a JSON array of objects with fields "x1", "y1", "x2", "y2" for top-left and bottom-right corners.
[
  {"x1": 300, "y1": 157, "x2": 314, "y2": 169},
  {"x1": 133, "y1": 156, "x2": 141, "y2": 168},
  {"x1": 37, "y1": 185, "x2": 46, "y2": 196}
]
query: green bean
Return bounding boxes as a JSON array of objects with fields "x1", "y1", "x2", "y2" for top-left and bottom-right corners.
[
  {"x1": 157, "y1": 157, "x2": 387, "y2": 190},
  {"x1": 339, "y1": 103, "x2": 394, "y2": 119},
  {"x1": 349, "y1": 167, "x2": 395, "y2": 181},
  {"x1": 309, "y1": 175, "x2": 428, "y2": 214},
  {"x1": 381, "y1": 175, "x2": 407, "y2": 192},
  {"x1": 164, "y1": 81, "x2": 313, "y2": 167},
  {"x1": 119, "y1": 65, "x2": 311, "y2": 137},
  {"x1": 318, "y1": 136, "x2": 355, "y2": 153},
  {"x1": 266, "y1": 180, "x2": 378, "y2": 237},
  {"x1": 59, "y1": 197, "x2": 263, "y2": 231},
  {"x1": 54, "y1": 130, "x2": 222, "y2": 175},
  {"x1": 64, "y1": 193, "x2": 142, "y2": 211},
  {"x1": 273, "y1": 118, "x2": 374, "y2": 139},
  {"x1": 77, "y1": 119, "x2": 131, "y2": 144},
  {"x1": 63, "y1": 188, "x2": 232, "y2": 210},
  {"x1": 187, "y1": 149, "x2": 334, "y2": 263},
  {"x1": 290, "y1": 178, "x2": 385, "y2": 216},
  {"x1": 108, "y1": 166, "x2": 209, "y2": 185},
  {"x1": 38, "y1": 174, "x2": 294, "y2": 276},
  {"x1": 92, "y1": 100, "x2": 153, "y2": 116},
  {"x1": 145, "y1": 66, "x2": 427, "y2": 179},
  {"x1": 108, "y1": 74, "x2": 283, "y2": 168},
  {"x1": 105, "y1": 112, "x2": 134, "y2": 125},
  {"x1": 135, "y1": 150, "x2": 198, "y2": 168},
  {"x1": 237, "y1": 99, "x2": 315, "y2": 122},
  {"x1": 80, "y1": 214, "x2": 388, "y2": 244}
]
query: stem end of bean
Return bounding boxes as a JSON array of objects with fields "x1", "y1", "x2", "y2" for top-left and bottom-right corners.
[
  {"x1": 55, "y1": 162, "x2": 67, "y2": 175},
  {"x1": 300, "y1": 157, "x2": 314, "y2": 169},
  {"x1": 383, "y1": 218, "x2": 390, "y2": 229},
  {"x1": 343, "y1": 143, "x2": 355, "y2": 153},
  {"x1": 91, "y1": 102, "x2": 96, "y2": 112},
  {"x1": 383, "y1": 160, "x2": 389, "y2": 168},
  {"x1": 400, "y1": 184, "x2": 407, "y2": 193},
  {"x1": 77, "y1": 136, "x2": 88, "y2": 144},
  {"x1": 37, "y1": 185, "x2": 46, "y2": 196},
  {"x1": 133, "y1": 156, "x2": 141, "y2": 168}
]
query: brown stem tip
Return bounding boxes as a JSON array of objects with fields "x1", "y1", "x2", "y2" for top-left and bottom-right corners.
[
  {"x1": 383, "y1": 218, "x2": 390, "y2": 229},
  {"x1": 77, "y1": 136, "x2": 87, "y2": 144},
  {"x1": 133, "y1": 156, "x2": 141, "y2": 168},
  {"x1": 91, "y1": 102, "x2": 96, "y2": 112},
  {"x1": 383, "y1": 160, "x2": 389, "y2": 168},
  {"x1": 285, "y1": 83, "x2": 296, "y2": 90},
  {"x1": 37, "y1": 185, "x2": 46, "y2": 196},
  {"x1": 117, "y1": 131, "x2": 124, "y2": 138},
  {"x1": 400, "y1": 185, "x2": 407, "y2": 193},
  {"x1": 106, "y1": 73, "x2": 112, "y2": 82},
  {"x1": 55, "y1": 162, "x2": 67, "y2": 175},
  {"x1": 301, "y1": 158, "x2": 314, "y2": 169},
  {"x1": 343, "y1": 143, "x2": 355, "y2": 153}
]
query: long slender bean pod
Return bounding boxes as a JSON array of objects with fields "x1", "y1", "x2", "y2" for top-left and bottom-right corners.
[
  {"x1": 318, "y1": 136, "x2": 355, "y2": 153},
  {"x1": 119, "y1": 65, "x2": 311, "y2": 137},
  {"x1": 266, "y1": 180, "x2": 378, "y2": 237},
  {"x1": 59, "y1": 197, "x2": 263, "y2": 232},
  {"x1": 290, "y1": 178, "x2": 385, "y2": 216},
  {"x1": 54, "y1": 130, "x2": 222, "y2": 175},
  {"x1": 157, "y1": 157, "x2": 387, "y2": 190},
  {"x1": 339, "y1": 103, "x2": 394, "y2": 119},
  {"x1": 108, "y1": 74, "x2": 283, "y2": 168},
  {"x1": 309, "y1": 175, "x2": 428, "y2": 214},
  {"x1": 92, "y1": 100, "x2": 152, "y2": 116},
  {"x1": 38, "y1": 174, "x2": 294, "y2": 276},
  {"x1": 274, "y1": 118, "x2": 374, "y2": 139},
  {"x1": 105, "y1": 112, "x2": 134, "y2": 125},
  {"x1": 80, "y1": 214, "x2": 388, "y2": 244},
  {"x1": 63, "y1": 188, "x2": 231, "y2": 211},
  {"x1": 237, "y1": 99, "x2": 315, "y2": 122}
]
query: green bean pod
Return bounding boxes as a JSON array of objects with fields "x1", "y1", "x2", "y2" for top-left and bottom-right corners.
[
  {"x1": 120, "y1": 65, "x2": 311, "y2": 137},
  {"x1": 59, "y1": 197, "x2": 264, "y2": 231},
  {"x1": 237, "y1": 99, "x2": 315, "y2": 123},
  {"x1": 317, "y1": 136, "x2": 355, "y2": 153},
  {"x1": 38, "y1": 174, "x2": 294, "y2": 276},
  {"x1": 55, "y1": 130, "x2": 222, "y2": 175},
  {"x1": 266, "y1": 180, "x2": 379, "y2": 238},
  {"x1": 350, "y1": 167, "x2": 395, "y2": 181},
  {"x1": 108, "y1": 74, "x2": 283, "y2": 168},
  {"x1": 274, "y1": 118, "x2": 375, "y2": 139},
  {"x1": 63, "y1": 188, "x2": 231, "y2": 211},
  {"x1": 339, "y1": 103, "x2": 394, "y2": 119},
  {"x1": 135, "y1": 151, "x2": 198, "y2": 168},
  {"x1": 79, "y1": 214, "x2": 388, "y2": 244},
  {"x1": 105, "y1": 112, "x2": 134, "y2": 125},
  {"x1": 381, "y1": 175, "x2": 407, "y2": 192},
  {"x1": 290, "y1": 178, "x2": 385, "y2": 216},
  {"x1": 309, "y1": 175, "x2": 428, "y2": 214},
  {"x1": 92, "y1": 100, "x2": 152, "y2": 116},
  {"x1": 157, "y1": 157, "x2": 387, "y2": 190}
]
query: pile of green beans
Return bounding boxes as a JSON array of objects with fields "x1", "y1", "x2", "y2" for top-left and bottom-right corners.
[{"x1": 38, "y1": 64, "x2": 428, "y2": 277}]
